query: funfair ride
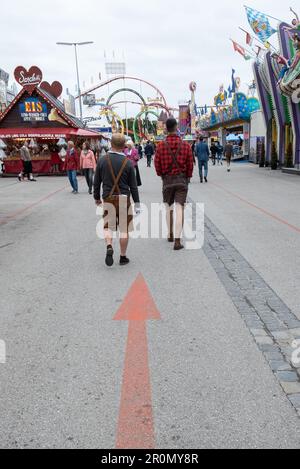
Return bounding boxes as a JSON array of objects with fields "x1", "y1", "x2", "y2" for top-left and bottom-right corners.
[{"x1": 79, "y1": 76, "x2": 176, "y2": 142}]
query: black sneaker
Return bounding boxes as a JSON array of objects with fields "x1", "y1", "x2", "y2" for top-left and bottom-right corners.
[
  {"x1": 204, "y1": 177, "x2": 208, "y2": 183},
  {"x1": 120, "y1": 256, "x2": 130, "y2": 266},
  {"x1": 105, "y1": 246, "x2": 114, "y2": 267}
]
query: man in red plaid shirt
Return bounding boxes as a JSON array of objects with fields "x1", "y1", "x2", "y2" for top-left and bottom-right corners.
[{"x1": 155, "y1": 118, "x2": 194, "y2": 251}]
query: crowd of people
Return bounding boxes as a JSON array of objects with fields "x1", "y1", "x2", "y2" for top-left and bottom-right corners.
[
  {"x1": 10, "y1": 122, "x2": 237, "y2": 267},
  {"x1": 92, "y1": 119, "x2": 237, "y2": 267},
  {"x1": 193, "y1": 138, "x2": 234, "y2": 183}
]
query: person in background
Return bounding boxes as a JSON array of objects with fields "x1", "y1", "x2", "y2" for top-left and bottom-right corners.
[
  {"x1": 210, "y1": 141, "x2": 218, "y2": 166},
  {"x1": 125, "y1": 141, "x2": 142, "y2": 187},
  {"x1": 50, "y1": 145, "x2": 62, "y2": 173},
  {"x1": 216, "y1": 141, "x2": 224, "y2": 166},
  {"x1": 195, "y1": 137, "x2": 210, "y2": 183},
  {"x1": 137, "y1": 143, "x2": 144, "y2": 159},
  {"x1": 18, "y1": 141, "x2": 36, "y2": 182},
  {"x1": 225, "y1": 141, "x2": 234, "y2": 172},
  {"x1": 155, "y1": 118, "x2": 194, "y2": 251},
  {"x1": 80, "y1": 142, "x2": 97, "y2": 194},
  {"x1": 145, "y1": 140, "x2": 154, "y2": 167},
  {"x1": 64, "y1": 141, "x2": 80, "y2": 194}
]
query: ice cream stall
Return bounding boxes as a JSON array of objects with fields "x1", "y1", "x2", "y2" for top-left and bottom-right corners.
[{"x1": 0, "y1": 66, "x2": 101, "y2": 175}]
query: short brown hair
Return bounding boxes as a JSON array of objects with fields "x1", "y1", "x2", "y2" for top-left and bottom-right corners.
[
  {"x1": 166, "y1": 117, "x2": 178, "y2": 133},
  {"x1": 111, "y1": 133, "x2": 126, "y2": 151}
]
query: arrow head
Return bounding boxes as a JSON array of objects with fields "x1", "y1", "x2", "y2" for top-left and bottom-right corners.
[{"x1": 114, "y1": 274, "x2": 161, "y2": 321}]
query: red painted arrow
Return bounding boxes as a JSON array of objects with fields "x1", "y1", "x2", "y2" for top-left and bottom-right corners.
[{"x1": 114, "y1": 273, "x2": 161, "y2": 449}]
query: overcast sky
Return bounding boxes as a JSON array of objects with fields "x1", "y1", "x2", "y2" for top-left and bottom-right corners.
[{"x1": 1, "y1": 0, "x2": 295, "y2": 115}]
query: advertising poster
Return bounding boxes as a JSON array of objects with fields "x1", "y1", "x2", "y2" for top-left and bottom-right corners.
[{"x1": 179, "y1": 104, "x2": 190, "y2": 135}]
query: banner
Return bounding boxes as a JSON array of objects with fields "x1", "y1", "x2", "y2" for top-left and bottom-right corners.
[
  {"x1": 246, "y1": 7, "x2": 277, "y2": 43},
  {"x1": 19, "y1": 97, "x2": 48, "y2": 122},
  {"x1": 179, "y1": 105, "x2": 190, "y2": 134}
]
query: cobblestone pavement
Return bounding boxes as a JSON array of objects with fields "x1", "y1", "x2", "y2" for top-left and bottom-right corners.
[{"x1": 197, "y1": 206, "x2": 300, "y2": 416}]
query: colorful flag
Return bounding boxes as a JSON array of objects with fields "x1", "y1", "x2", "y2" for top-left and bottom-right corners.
[
  {"x1": 231, "y1": 69, "x2": 236, "y2": 94},
  {"x1": 264, "y1": 41, "x2": 271, "y2": 49},
  {"x1": 255, "y1": 45, "x2": 265, "y2": 57},
  {"x1": 232, "y1": 40, "x2": 246, "y2": 57},
  {"x1": 231, "y1": 40, "x2": 253, "y2": 61},
  {"x1": 246, "y1": 32, "x2": 253, "y2": 46},
  {"x1": 245, "y1": 7, "x2": 277, "y2": 42}
]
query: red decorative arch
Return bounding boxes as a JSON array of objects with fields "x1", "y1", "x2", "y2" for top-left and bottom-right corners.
[{"x1": 78, "y1": 76, "x2": 168, "y2": 107}]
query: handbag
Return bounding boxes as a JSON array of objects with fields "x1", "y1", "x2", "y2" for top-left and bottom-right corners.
[{"x1": 162, "y1": 142, "x2": 188, "y2": 190}]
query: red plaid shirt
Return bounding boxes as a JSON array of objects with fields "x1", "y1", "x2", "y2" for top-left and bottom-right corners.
[{"x1": 155, "y1": 135, "x2": 194, "y2": 178}]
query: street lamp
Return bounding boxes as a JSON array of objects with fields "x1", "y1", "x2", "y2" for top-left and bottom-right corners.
[{"x1": 56, "y1": 41, "x2": 94, "y2": 121}]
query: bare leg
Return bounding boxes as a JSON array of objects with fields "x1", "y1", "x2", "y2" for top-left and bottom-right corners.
[
  {"x1": 174, "y1": 203, "x2": 184, "y2": 250},
  {"x1": 166, "y1": 205, "x2": 174, "y2": 242},
  {"x1": 104, "y1": 229, "x2": 113, "y2": 248},
  {"x1": 119, "y1": 233, "x2": 129, "y2": 257}
]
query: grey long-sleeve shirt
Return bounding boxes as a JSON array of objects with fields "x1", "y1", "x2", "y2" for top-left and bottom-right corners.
[
  {"x1": 93, "y1": 152, "x2": 140, "y2": 203},
  {"x1": 20, "y1": 146, "x2": 31, "y2": 162}
]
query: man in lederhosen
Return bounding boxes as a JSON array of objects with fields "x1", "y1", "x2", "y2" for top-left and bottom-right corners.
[
  {"x1": 94, "y1": 134, "x2": 140, "y2": 267},
  {"x1": 155, "y1": 118, "x2": 194, "y2": 251}
]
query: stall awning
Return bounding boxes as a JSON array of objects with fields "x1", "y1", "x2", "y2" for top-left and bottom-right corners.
[{"x1": 0, "y1": 127, "x2": 101, "y2": 139}]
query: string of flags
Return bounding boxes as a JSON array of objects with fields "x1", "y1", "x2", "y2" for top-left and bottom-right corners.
[
  {"x1": 231, "y1": 5, "x2": 279, "y2": 61},
  {"x1": 231, "y1": 40, "x2": 253, "y2": 60},
  {"x1": 201, "y1": 8, "x2": 284, "y2": 116}
]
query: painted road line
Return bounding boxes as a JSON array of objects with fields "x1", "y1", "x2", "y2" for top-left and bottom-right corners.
[
  {"x1": 0, "y1": 181, "x2": 20, "y2": 192},
  {"x1": 211, "y1": 181, "x2": 300, "y2": 234},
  {"x1": 0, "y1": 185, "x2": 68, "y2": 226},
  {"x1": 114, "y1": 273, "x2": 161, "y2": 449}
]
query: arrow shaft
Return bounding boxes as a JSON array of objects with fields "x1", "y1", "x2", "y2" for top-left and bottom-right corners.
[{"x1": 116, "y1": 320, "x2": 155, "y2": 449}]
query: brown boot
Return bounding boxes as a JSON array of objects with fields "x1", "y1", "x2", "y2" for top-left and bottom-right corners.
[
  {"x1": 174, "y1": 239, "x2": 184, "y2": 251},
  {"x1": 168, "y1": 234, "x2": 174, "y2": 243}
]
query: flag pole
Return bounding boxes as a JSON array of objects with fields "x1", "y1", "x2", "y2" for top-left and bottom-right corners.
[
  {"x1": 238, "y1": 27, "x2": 278, "y2": 52},
  {"x1": 243, "y1": 5, "x2": 284, "y2": 24}
]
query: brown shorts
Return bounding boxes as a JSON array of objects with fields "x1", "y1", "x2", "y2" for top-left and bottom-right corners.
[
  {"x1": 103, "y1": 196, "x2": 133, "y2": 233},
  {"x1": 163, "y1": 184, "x2": 188, "y2": 207}
]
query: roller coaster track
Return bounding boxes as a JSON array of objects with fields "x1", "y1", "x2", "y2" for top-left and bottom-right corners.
[{"x1": 78, "y1": 76, "x2": 168, "y2": 108}]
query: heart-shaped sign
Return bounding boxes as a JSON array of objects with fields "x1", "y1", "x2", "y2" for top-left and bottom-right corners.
[
  {"x1": 14, "y1": 66, "x2": 43, "y2": 94},
  {"x1": 40, "y1": 81, "x2": 63, "y2": 99}
]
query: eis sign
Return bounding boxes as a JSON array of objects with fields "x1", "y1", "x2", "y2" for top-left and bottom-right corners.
[{"x1": 19, "y1": 98, "x2": 48, "y2": 122}]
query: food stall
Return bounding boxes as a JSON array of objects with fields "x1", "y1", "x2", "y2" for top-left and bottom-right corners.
[{"x1": 0, "y1": 66, "x2": 103, "y2": 175}]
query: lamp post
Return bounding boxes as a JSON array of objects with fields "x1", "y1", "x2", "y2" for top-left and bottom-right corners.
[{"x1": 56, "y1": 41, "x2": 94, "y2": 121}]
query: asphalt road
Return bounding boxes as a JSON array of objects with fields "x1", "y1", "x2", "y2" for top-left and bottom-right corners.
[{"x1": 1, "y1": 160, "x2": 300, "y2": 449}]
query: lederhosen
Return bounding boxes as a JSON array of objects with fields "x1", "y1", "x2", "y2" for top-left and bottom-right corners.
[
  {"x1": 103, "y1": 156, "x2": 133, "y2": 232},
  {"x1": 162, "y1": 142, "x2": 189, "y2": 207}
]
